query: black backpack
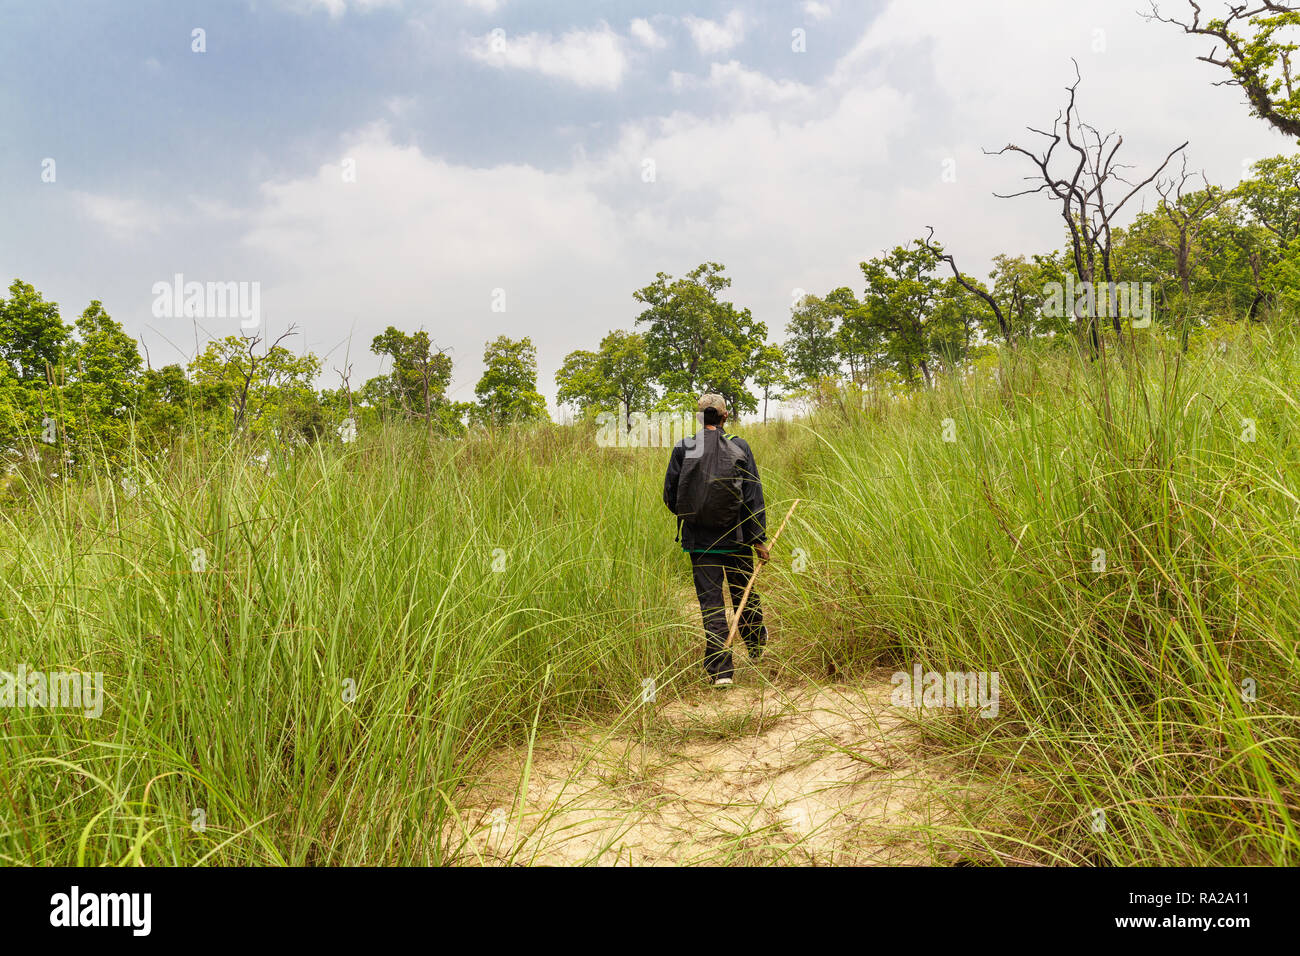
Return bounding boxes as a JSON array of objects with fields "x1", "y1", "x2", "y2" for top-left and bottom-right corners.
[{"x1": 674, "y1": 429, "x2": 747, "y2": 531}]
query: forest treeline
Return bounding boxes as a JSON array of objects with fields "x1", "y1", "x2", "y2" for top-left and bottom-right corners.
[{"x1": 5, "y1": 148, "x2": 1295, "y2": 468}]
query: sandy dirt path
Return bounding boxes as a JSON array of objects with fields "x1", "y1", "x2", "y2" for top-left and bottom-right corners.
[{"x1": 448, "y1": 667, "x2": 971, "y2": 865}]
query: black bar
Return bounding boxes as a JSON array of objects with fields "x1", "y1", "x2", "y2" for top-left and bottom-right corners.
[{"x1": 0, "y1": 866, "x2": 1275, "y2": 943}]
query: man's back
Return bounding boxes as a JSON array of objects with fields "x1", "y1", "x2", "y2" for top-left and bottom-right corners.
[{"x1": 662, "y1": 427, "x2": 766, "y2": 553}]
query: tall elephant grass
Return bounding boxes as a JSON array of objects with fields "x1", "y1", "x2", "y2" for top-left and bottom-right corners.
[
  {"x1": 782, "y1": 325, "x2": 1300, "y2": 865},
  {"x1": 3, "y1": 323, "x2": 1297, "y2": 866},
  {"x1": 0, "y1": 423, "x2": 727, "y2": 865}
]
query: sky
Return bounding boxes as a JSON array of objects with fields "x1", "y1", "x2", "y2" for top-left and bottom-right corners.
[{"x1": 1, "y1": 0, "x2": 1294, "y2": 416}]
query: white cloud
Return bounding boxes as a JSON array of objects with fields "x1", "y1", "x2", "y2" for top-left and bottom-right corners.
[
  {"x1": 802, "y1": 1, "x2": 833, "y2": 21},
  {"x1": 629, "y1": 17, "x2": 667, "y2": 50},
  {"x1": 240, "y1": 123, "x2": 628, "y2": 400},
  {"x1": 71, "y1": 188, "x2": 251, "y2": 240},
  {"x1": 673, "y1": 60, "x2": 815, "y2": 106},
  {"x1": 579, "y1": 85, "x2": 910, "y2": 259},
  {"x1": 70, "y1": 191, "x2": 166, "y2": 240},
  {"x1": 684, "y1": 10, "x2": 745, "y2": 54},
  {"x1": 460, "y1": 0, "x2": 504, "y2": 12},
  {"x1": 465, "y1": 23, "x2": 628, "y2": 90}
]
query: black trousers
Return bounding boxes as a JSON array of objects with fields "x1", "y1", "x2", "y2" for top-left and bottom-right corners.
[{"x1": 689, "y1": 549, "x2": 766, "y2": 679}]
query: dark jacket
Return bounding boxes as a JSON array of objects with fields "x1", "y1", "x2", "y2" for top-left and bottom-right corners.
[{"x1": 662, "y1": 429, "x2": 766, "y2": 551}]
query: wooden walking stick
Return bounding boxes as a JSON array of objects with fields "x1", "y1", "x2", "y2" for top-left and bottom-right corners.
[{"x1": 725, "y1": 499, "x2": 800, "y2": 649}]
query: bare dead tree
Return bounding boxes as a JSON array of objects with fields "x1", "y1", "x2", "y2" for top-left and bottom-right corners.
[
  {"x1": 986, "y1": 62, "x2": 1187, "y2": 353},
  {"x1": 334, "y1": 361, "x2": 354, "y2": 417},
  {"x1": 921, "y1": 226, "x2": 1011, "y2": 344},
  {"x1": 232, "y1": 326, "x2": 299, "y2": 432},
  {"x1": 1147, "y1": 2, "x2": 1300, "y2": 138}
]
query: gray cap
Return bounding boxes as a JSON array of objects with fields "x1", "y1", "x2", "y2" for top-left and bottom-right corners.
[{"x1": 698, "y1": 393, "x2": 727, "y2": 414}]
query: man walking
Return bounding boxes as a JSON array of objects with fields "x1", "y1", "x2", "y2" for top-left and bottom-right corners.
[{"x1": 663, "y1": 393, "x2": 768, "y2": 687}]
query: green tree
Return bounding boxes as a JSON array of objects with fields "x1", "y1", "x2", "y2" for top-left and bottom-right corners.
[
  {"x1": 827, "y1": 287, "x2": 879, "y2": 383},
  {"x1": 1153, "y1": 2, "x2": 1300, "y2": 139},
  {"x1": 0, "y1": 279, "x2": 70, "y2": 387},
  {"x1": 1238, "y1": 154, "x2": 1300, "y2": 245},
  {"x1": 633, "y1": 262, "x2": 766, "y2": 418},
  {"x1": 369, "y1": 326, "x2": 455, "y2": 436},
  {"x1": 0, "y1": 280, "x2": 74, "y2": 455},
  {"x1": 359, "y1": 373, "x2": 401, "y2": 419},
  {"x1": 554, "y1": 348, "x2": 600, "y2": 417},
  {"x1": 1027, "y1": 252, "x2": 1077, "y2": 339},
  {"x1": 473, "y1": 336, "x2": 549, "y2": 427},
  {"x1": 0, "y1": 362, "x2": 26, "y2": 452},
  {"x1": 751, "y1": 344, "x2": 789, "y2": 424},
  {"x1": 139, "y1": 364, "x2": 192, "y2": 440},
  {"x1": 555, "y1": 330, "x2": 655, "y2": 424},
  {"x1": 597, "y1": 330, "x2": 655, "y2": 420},
  {"x1": 784, "y1": 294, "x2": 841, "y2": 386},
  {"x1": 64, "y1": 301, "x2": 143, "y2": 459},
  {"x1": 860, "y1": 242, "x2": 944, "y2": 387},
  {"x1": 1269, "y1": 234, "x2": 1300, "y2": 313},
  {"x1": 989, "y1": 254, "x2": 1055, "y2": 342},
  {"x1": 927, "y1": 278, "x2": 989, "y2": 370},
  {"x1": 188, "y1": 330, "x2": 321, "y2": 437}
]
